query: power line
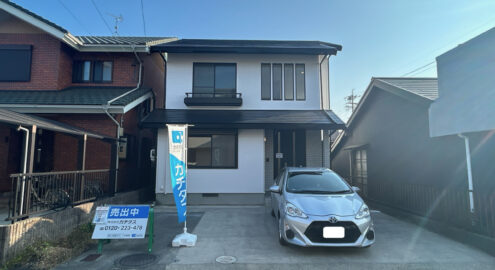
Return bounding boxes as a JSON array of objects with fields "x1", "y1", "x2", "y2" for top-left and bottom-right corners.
[
  {"x1": 140, "y1": 0, "x2": 147, "y2": 36},
  {"x1": 396, "y1": 15, "x2": 495, "y2": 77},
  {"x1": 57, "y1": 0, "x2": 93, "y2": 35},
  {"x1": 407, "y1": 63, "x2": 436, "y2": 77},
  {"x1": 401, "y1": 61, "x2": 435, "y2": 77},
  {"x1": 90, "y1": 0, "x2": 114, "y2": 35}
]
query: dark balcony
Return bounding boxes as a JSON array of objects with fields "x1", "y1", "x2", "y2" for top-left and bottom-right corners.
[{"x1": 184, "y1": 92, "x2": 242, "y2": 106}]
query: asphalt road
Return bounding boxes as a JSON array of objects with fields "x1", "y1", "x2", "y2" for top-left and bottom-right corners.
[{"x1": 57, "y1": 204, "x2": 495, "y2": 270}]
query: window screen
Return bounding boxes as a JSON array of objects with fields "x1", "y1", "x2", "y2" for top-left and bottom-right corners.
[
  {"x1": 0, "y1": 45, "x2": 32, "y2": 82},
  {"x1": 261, "y1": 63, "x2": 271, "y2": 100},
  {"x1": 272, "y1": 64, "x2": 282, "y2": 100}
]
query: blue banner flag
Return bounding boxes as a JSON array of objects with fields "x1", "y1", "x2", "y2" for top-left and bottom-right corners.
[{"x1": 167, "y1": 125, "x2": 188, "y2": 223}]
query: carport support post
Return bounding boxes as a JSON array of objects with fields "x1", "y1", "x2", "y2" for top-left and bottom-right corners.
[
  {"x1": 109, "y1": 141, "x2": 117, "y2": 196},
  {"x1": 25, "y1": 125, "x2": 37, "y2": 217},
  {"x1": 77, "y1": 134, "x2": 87, "y2": 200}
]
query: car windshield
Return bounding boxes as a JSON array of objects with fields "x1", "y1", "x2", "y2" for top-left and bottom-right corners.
[{"x1": 285, "y1": 171, "x2": 352, "y2": 194}]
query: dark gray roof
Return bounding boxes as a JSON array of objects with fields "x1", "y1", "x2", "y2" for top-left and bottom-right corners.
[
  {"x1": 0, "y1": 108, "x2": 112, "y2": 140},
  {"x1": 375, "y1": 78, "x2": 438, "y2": 100},
  {"x1": 76, "y1": 36, "x2": 175, "y2": 46},
  {"x1": 0, "y1": 0, "x2": 68, "y2": 33},
  {"x1": 151, "y1": 39, "x2": 342, "y2": 55},
  {"x1": 0, "y1": 87, "x2": 151, "y2": 106},
  {"x1": 141, "y1": 109, "x2": 345, "y2": 129}
]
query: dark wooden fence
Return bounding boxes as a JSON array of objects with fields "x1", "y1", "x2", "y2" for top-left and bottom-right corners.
[
  {"x1": 8, "y1": 169, "x2": 111, "y2": 222},
  {"x1": 366, "y1": 180, "x2": 495, "y2": 238}
]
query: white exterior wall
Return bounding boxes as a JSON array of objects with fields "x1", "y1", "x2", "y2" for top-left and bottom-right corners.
[
  {"x1": 166, "y1": 53, "x2": 321, "y2": 110},
  {"x1": 429, "y1": 27, "x2": 495, "y2": 137},
  {"x1": 156, "y1": 128, "x2": 265, "y2": 194}
]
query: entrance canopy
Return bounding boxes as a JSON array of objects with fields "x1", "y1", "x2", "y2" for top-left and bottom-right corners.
[
  {"x1": 0, "y1": 108, "x2": 113, "y2": 141},
  {"x1": 140, "y1": 109, "x2": 345, "y2": 130}
]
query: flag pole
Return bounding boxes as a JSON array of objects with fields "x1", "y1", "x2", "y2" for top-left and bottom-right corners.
[{"x1": 171, "y1": 124, "x2": 196, "y2": 247}]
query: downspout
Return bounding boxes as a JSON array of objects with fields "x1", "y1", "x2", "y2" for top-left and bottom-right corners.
[
  {"x1": 17, "y1": 125, "x2": 29, "y2": 215},
  {"x1": 103, "y1": 46, "x2": 143, "y2": 193},
  {"x1": 457, "y1": 133, "x2": 475, "y2": 222},
  {"x1": 319, "y1": 54, "x2": 330, "y2": 167}
]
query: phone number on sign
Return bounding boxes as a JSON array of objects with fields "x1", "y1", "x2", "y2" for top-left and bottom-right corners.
[{"x1": 99, "y1": 225, "x2": 143, "y2": 231}]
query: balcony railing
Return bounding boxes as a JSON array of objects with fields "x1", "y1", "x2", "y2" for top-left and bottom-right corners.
[
  {"x1": 8, "y1": 169, "x2": 111, "y2": 222},
  {"x1": 184, "y1": 92, "x2": 242, "y2": 106}
]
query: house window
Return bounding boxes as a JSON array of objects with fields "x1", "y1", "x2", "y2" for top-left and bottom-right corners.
[
  {"x1": 193, "y1": 63, "x2": 236, "y2": 97},
  {"x1": 272, "y1": 64, "x2": 282, "y2": 100},
  {"x1": 352, "y1": 149, "x2": 368, "y2": 196},
  {"x1": 284, "y1": 64, "x2": 294, "y2": 100},
  {"x1": 0, "y1": 45, "x2": 32, "y2": 82},
  {"x1": 260, "y1": 63, "x2": 304, "y2": 101},
  {"x1": 295, "y1": 64, "x2": 306, "y2": 100},
  {"x1": 188, "y1": 130, "x2": 237, "y2": 169},
  {"x1": 73, "y1": 60, "x2": 112, "y2": 83},
  {"x1": 261, "y1": 63, "x2": 271, "y2": 100}
]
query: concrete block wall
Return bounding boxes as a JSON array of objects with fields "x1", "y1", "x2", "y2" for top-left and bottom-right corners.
[{"x1": 0, "y1": 188, "x2": 149, "y2": 263}]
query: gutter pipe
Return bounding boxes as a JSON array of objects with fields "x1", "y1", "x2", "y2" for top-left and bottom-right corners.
[
  {"x1": 17, "y1": 125, "x2": 29, "y2": 215},
  {"x1": 103, "y1": 46, "x2": 143, "y2": 193},
  {"x1": 457, "y1": 133, "x2": 475, "y2": 218},
  {"x1": 319, "y1": 54, "x2": 330, "y2": 167}
]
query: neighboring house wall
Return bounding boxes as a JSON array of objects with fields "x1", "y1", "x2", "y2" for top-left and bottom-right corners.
[
  {"x1": 332, "y1": 88, "x2": 495, "y2": 238},
  {"x1": 141, "y1": 53, "x2": 165, "y2": 108},
  {"x1": 430, "y1": 27, "x2": 495, "y2": 137},
  {"x1": 332, "y1": 89, "x2": 465, "y2": 189},
  {"x1": 0, "y1": 32, "x2": 62, "y2": 90},
  {"x1": 71, "y1": 52, "x2": 139, "y2": 88},
  {"x1": 165, "y1": 53, "x2": 321, "y2": 110}
]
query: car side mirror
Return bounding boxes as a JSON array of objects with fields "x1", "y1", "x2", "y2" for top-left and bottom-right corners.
[
  {"x1": 269, "y1": 185, "x2": 281, "y2": 194},
  {"x1": 352, "y1": 186, "x2": 360, "y2": 192}
]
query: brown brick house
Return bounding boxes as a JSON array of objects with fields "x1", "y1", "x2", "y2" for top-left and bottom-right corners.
[{"x1": 0, "y1": 0, "x2": 174, "y2": 197}]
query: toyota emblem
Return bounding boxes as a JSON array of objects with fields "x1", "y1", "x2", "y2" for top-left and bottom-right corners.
[{"x1": 329, "y1": 216, "x2": 338, "y2": 223}]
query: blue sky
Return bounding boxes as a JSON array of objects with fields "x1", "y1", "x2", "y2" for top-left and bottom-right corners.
[{"x1": 13, "y1": 0, "x2": 495, "y2": 121}]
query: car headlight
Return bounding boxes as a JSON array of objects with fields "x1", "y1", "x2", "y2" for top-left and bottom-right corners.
[
  {"x1": 285, "y1": 202, "x2": 308, "y2": 218},
  {"x1": 355, "y1": 203, "x2": 370, "y2": 219}
]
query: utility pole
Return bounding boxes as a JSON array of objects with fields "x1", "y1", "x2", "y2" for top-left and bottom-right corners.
[{"x1": 344, "y1": 88, "x2": 360, "y2": 113}]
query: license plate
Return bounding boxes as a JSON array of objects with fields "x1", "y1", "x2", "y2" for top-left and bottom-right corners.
[{"x1": 323, "y1": 226, "x2": 345, "y2": 238}]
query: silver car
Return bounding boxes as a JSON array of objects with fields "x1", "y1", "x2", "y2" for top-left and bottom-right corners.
[{"x1": 270, "y1": 167, "x2": 375, "y2": 247}]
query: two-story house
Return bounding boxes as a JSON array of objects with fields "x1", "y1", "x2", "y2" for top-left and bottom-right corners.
[
  {"x1": 141, "y1": 39, "x2": 345, "y2": 205},
  {"x1": 0, "y1": 0, "x2": 174, "y2": 196}
]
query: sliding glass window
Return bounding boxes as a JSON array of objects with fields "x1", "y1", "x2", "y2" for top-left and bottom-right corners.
[
  {"x1": 188, "y1": 130, "x2": 237, "y2": 169},
  {"x1": 272, "y1": 64, "x2": 282, "y2": 100},
  {"x1": 295, "y1": 64, "x2": 306, "y2": 100},
  {"x1": 193, "y1": 63, "x2": 236, "y2": 97},
  {"x1": 284, "y1": 64, "x2": 294, "y2": 100},
  {"x1": 261, "y1": 63, "x2": 271, "y2": 100}
]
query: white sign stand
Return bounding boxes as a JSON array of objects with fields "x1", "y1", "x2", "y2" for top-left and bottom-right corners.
[
  {"x1": 169, "y1": 124, "x2": 197, "y2": 247},
  {"x1": 172, "y1": 221, "x2": 197, "y2": 247}
]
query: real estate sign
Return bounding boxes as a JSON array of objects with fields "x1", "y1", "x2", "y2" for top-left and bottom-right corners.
[
  {"x1": 92, "y1": 205, "x2": 150, "y2": 239},
  {"x1": 167, "y1": 124, "x2": 188, "y2": 223}
]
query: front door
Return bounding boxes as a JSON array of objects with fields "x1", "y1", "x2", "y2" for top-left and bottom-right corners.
[{"x1": 273, "y1": 129, "x2": 305, "y2": 178}]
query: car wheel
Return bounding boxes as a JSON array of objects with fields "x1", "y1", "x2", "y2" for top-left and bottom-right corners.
[{"x1": 278, "y1": 216, "x2": 288, "y2": 246}]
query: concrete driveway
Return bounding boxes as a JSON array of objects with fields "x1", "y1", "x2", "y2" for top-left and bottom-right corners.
[{"x1": 57, "y1": 203, "x2": 495, "y2": 270}]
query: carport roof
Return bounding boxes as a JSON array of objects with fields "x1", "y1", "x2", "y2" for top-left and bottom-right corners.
[
  {"x1": 140, "y1": 109, "x2": 345, "y2": 129},
  {"x1": 0, "y1": 108, "x2": 113, "y2": 140}
]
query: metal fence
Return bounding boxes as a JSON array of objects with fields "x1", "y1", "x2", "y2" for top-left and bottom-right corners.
[
  {"x1": 367, "y1": 180, "x2": 495, "y2": 238},
  {"x1": 8, "y1": 169, "x2": 110, "y2": 222}
]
